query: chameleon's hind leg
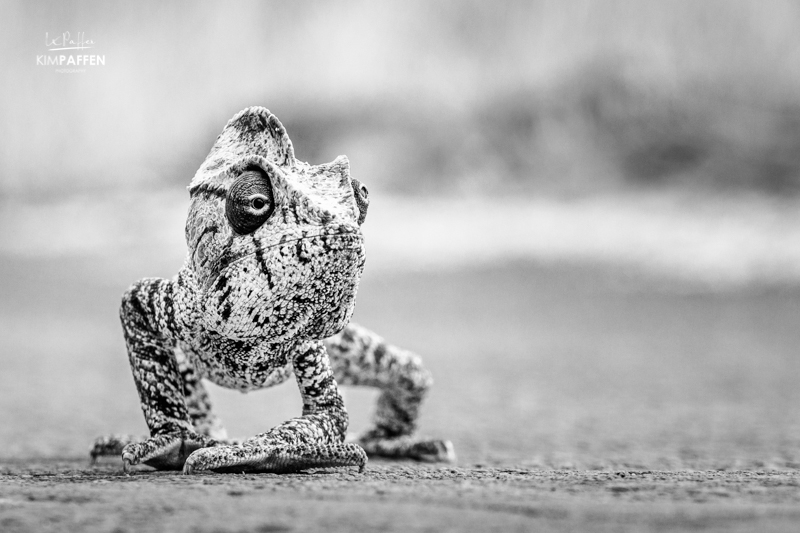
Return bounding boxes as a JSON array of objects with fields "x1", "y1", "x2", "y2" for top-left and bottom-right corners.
[
  {"x1": 91, "y1": 345, "x2": 229, "y2": 463},
  {"x1": 325, "y1": 323, "x2": 455, "y2": 462}
]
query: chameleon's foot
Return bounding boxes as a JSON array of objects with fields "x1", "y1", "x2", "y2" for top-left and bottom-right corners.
[
  {"x1": 182, "y1": 442, "x2": 367, "y2": 474},
  {"x1": 121, "y1": 431, "x2": 217, "y2": 472},
  {"x1": 90, "y1": 434, "x2": 141, "y2": 463},
  {"x1": 357, "y1": 433, "x2": 456, "y2": 463}
]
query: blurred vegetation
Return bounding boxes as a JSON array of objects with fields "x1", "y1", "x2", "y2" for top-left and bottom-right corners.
[{"x1": 3, "y1": 0, "x2": 800, "y2": 197}]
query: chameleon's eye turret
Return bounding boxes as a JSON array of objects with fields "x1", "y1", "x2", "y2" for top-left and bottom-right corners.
[
  {"x1": 226, "y1": 168, "x2": 275, "y2": 234},
  {"x1": 356, "y1": 182, "x2": 369, "y2": 200},
  {"x1": 351, "y1": 178, "x2": 369, "y2": 225}
]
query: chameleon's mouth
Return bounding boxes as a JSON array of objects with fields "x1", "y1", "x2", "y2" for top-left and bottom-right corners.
[{"x1": 203, "y1": 231, "x2": 364, "y2": 292}]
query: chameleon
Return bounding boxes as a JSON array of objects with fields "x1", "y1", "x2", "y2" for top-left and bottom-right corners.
[{"x1": 91, "y1": 106, "x2": 454, "y2": 474}]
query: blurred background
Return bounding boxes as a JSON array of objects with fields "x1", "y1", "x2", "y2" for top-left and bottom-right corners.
[{"x1": 2, "y1": 0, "x2": 800, "y2": 469}]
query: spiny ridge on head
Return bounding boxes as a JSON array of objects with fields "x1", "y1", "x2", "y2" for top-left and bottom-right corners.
[{"x1": 189, "y1": 107, "x2": 296, "y2": 192}]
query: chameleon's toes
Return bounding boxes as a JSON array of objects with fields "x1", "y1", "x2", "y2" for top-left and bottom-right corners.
[
  {"x1": 182, "y1": 446, "x2": 224, "y2": 474},
  {"x1": 122, "y1": 454, "x2": 134, "y2": 475},
  {"x1": 183, "y1": 442, "x2": 367, "y2": 474},
  {"x1": 358, "y1": 435, "x2": 456, "y2": 463},
  {"x1": 121, "y1": 431, "x2": 216, "y2": 471},
  {"x1": 409, "y1": 439, "x2": 456, "y2": 463}
]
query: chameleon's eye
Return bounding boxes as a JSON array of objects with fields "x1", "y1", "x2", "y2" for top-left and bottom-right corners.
[
  {"x1": 226, "y1": 168, "x2": 275, "y2": 234},
  {"x1": 351, "y1": 178, "x2": 369, "y2": 225}
]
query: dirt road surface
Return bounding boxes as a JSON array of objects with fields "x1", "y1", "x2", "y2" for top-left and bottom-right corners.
[{"x1": 3, "y1": 460, "x2": 800, "y2": 532}]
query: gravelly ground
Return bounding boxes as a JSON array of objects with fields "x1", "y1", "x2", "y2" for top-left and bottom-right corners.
[{"x1": 3, "y1": 460, "x2": 800, "y2": 532}]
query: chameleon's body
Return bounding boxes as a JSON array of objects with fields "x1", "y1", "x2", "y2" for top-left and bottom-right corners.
[{"x1": 92, "y1": 107, "x2": 453, "y2": 473}]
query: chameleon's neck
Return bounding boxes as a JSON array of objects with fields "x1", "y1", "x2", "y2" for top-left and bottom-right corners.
[
  {"x1": 170, "y1": 267, "x2": 202, "y2": 340},
  {"x1": 171, "y1": 267, "x2": 293, "y2": 349}
]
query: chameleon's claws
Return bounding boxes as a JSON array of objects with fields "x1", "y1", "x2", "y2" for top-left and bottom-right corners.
[
  {"x1": 440, "y1": 440, "x2": 457, "y2": 463},
  {"x1": 182, "y1": 460, "x2": 195, "y2": 475},
  {"x1": 355, "y1": 446, "x2": 368, "y2": 473},
  {"x1": 119, "y1": 431, "x2": 215, "y2": 471},
  {"x1": 121, "y1": 445, "x2": 140, "y2": 474},
  {"x1": 122, "y1": 456, "x2": 133, "y2": 475}
]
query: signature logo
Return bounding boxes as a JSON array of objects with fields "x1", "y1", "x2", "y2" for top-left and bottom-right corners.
[
  {"x1": 45, "y1": 31, "x2": 94, "y2": 51},
  {"x1": 36, "y1": 32, "x2": 105, "y2": 73}
]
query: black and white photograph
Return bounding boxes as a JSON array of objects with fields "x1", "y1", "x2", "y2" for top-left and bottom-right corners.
[{"x1": 2, "y1": 1, "x2": 800, "y2": 531}]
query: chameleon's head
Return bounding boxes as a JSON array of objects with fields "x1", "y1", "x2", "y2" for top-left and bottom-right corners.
[{"x1": 184, "y1": 107, "x2": 368, "y2": 342}]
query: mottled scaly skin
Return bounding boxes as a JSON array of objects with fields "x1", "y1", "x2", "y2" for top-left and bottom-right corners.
[{"x1": 92, "y1": 107, "x2": 453, "y2": 474}]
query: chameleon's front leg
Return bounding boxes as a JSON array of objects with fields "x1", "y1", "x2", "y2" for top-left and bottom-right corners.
[
  {"x1": 117, "y1": 278, "x2": 217, "y2": 471},
  {"x1": 183, "y1": 341, "x2": 367, "y2": 474},
  {"x1": 91, "y1": 346, "x2": 228, "y2": 462}
]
